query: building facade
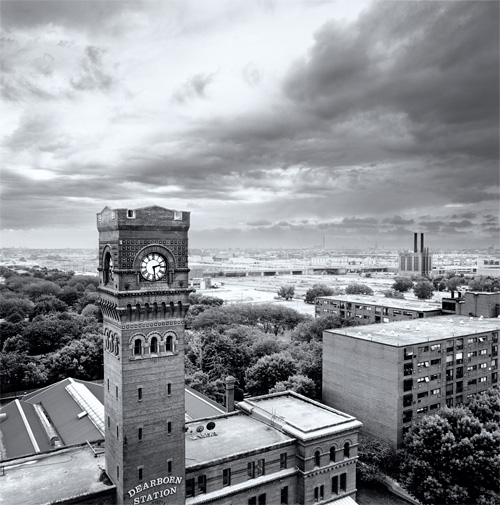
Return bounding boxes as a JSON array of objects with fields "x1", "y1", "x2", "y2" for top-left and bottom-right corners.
[
  {"x1": 97, "y1": 206, "x2": 192, "y2": 505},
  {"x1": 322, "y1": 315, "x2": 499, "y2": 448},
  {"x1": 315, "y1": 294, "x2": 442, "y2": 323},
  {"x1": 442, "y1": 291, "x2": 500, "y2": 318}
]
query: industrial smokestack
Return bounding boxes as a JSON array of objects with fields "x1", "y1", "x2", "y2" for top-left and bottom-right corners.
[
  {"x1": 414, "y1": 233, "x2": 418, "y2": 253},
  {"x1": 225, "y1": 376, "x2": 236, "y2": 413},
  {"x1": 421, "y1": 233, "x2": 424, "y2": 253}
]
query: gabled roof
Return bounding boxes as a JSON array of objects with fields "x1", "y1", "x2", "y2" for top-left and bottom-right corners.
[{"x1": 0, "y1": 378, "x2": 226, "y2": 461}]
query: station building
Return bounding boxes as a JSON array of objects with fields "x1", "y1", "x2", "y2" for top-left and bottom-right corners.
[{"x1": 322, "y1": 315, "x2": 499, "y2": 449}]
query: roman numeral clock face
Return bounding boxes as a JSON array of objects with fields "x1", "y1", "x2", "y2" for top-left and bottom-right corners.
[{"x1": 140, "y1": 253, "x2": 167, "y2": 281}]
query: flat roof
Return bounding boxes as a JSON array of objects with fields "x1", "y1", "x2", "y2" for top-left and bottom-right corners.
[
  {"x1": 317, "y1": 294, "x2": 442, "y2": 312},
  {"x1": 325, "y1": 314, "x2": 500, "y2": 346},
  {"x1": 238, "y1": 392, "x2": 362, "y2": 440},
  {"x1": 0, "y1": 445, "x2": 114, "y2": 505},
  {"x1": 185, "y1": 412, "x2": 293, "y2": 468}
]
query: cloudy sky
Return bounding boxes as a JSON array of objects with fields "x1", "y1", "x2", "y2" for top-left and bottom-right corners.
[{"x1": 1, "y1": 0, "x2": 499, "y2": 250}]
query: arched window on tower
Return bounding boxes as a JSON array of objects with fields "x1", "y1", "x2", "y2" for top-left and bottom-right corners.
[
  {"x1": 150, "y1": 337, "x2": 158, "y2": 354},
  {"x1": 330, "y1": 447, "x2": 336, "y2": 462},
  {"x1": 344, "y1": 442, "x2": 350, "y2": 459},
  {"x1": 314, "y1": 450, "x2": 321, "y2": 467},
  {"x1": 134, "y1": 339, "x2": 142, "y2": 356},
  {"x1": 165, "y1": 335, "x2": 174, "y2": 353}
]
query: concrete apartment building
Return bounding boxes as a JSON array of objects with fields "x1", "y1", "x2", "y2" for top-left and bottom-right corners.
[
  {"x1": 315, "y1": 294, "x2": 442, "y2": 323},
  {"x1": 322, "y1": 315, "x2": 499, "y2": 448}
]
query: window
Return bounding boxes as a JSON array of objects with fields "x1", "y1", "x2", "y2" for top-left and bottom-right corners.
[
  {"x1": 258, "y1": 493, "x2": 266, "y2": 505},
  {"x1": 417, "y1": 376, "x2": 429, "y2": 383},
  {"x1": 467, "y1": 365, "x2": 477, "y2": 372},
  {"x1": 116, "y1": 386, "x2": 119, "y2": 400},
  {"x1": 257, "y1": 458, "x2": 265, "y2": 476},
  {"x1": 166, "y1": 335, "x2": 174, "y2": 353},
  {"x1": 417, "y1": 406, "x2": 428, "y2": 414},
  {"x1": 313, "y1": 486, "x2": 324, "y2": 502},
  {"x1": 455, "y1": 352, "x2": 463, "y2": 364},
  {"x1": 456, "y1": 366, "x2": 464, "y2": 379},
  {"x1": 138, "y1": 387, "x2": 142, "y2": 401},
  {"x1": 344, "y1": 442, "x2": 350, "y2": 458},
  {"x1": 430, "y1": 344, "x2": 441, "y2": 352},
  {"x1": 127, "y1": 209, "x2": 136, "y2": 219},
  {"x1": 150, "y1": 337, "x2": 158, "y2": 353},
  {"x1": 248, "y1": 498, "x2": 256, "y2": 505},
  {"x1": 138, "y1": 427, "x2": 143, "y2": 441},
  {"x1": 479, "y1": 349, "x2": 487, "y2": 355},
  {"x1": 431, "y1": 388, "x2": 440, "y2": 395},
  {"x1": 332, "y1": 475, "x2": 338, "y2": 494},
  {"x1": 446, "y1": 384, "x2": 453, "y2": 395},
  {"x1": 116, "y1": 425, "x2": 119, "y2": 439},
  {"x1": 403, "y1": 410, "x2": 413, "y2": 423},
  {"x1": 404, "y1": 379, "x2": 413, "y2": 391},
  {"x1": 223, "y1": 468, "x2": 231, "y2": 487},
  {"x1": 446, "y1": 369, "x2": 453, "y2": 381},
  {"x1": 280, "y1": 452, "x2": 287, "y2": 469},
  {"x1": 468, "y1": 379, "x2": 477, "y2": 386},
  {"x1": 404, "y1": 363, "x2": 414, "y2": 376},
  {"x1": 107, "y1": 378, "x2": 109, "y2": 391},
  {"x1": 138, "y1": 466, "x2": 143, "y2": 481},
  {"x1": 430, "y1": 373, "x2": 441, "y2": 381},
  {"x1": 479, "y1": 376, "x2": 487, "y2": 383},
  {"x1": 480, "y1": 362, "x2": 487, "y2": 369},
  {"x1": 431, "y1": 358, "x2": 441, "y2": 366},
  {"x1": 456, "y1": 339, "x2": 464, "y2": 350},
  {"x1": 134, "y1": 339, "x2": 142, "y2": 356},
  {"x1": 167, "y1": 383, "x2": 172, "y2": 396},
  {"x1": 280, "y1": 486, "x2": 288, "y2": 505},
  {"x1": 340, "y1": 473, "x2": 347, "y2": 491},
  {"x1": 167, "y1": 421, "x2": 172, "y2": 434},
  {"x1": 186, "y1": 478, "x2": 195, "y2": 498},
  {"x1": 430, "y1": 403, "x2": 440, "y2": 410},
  {"x1": 117, "y1": 465, "x2": 119, "y2": 480},
  {"x1": 197, "y1": 475, "x2": 206, "y2": 494},
  {"x1": 468, "y1": 337, "x2": 477, "y2": 344},
  {"x1": 468, "y1": 351, "x2": 478, "y2": 359},
  {"x1": 167, "y1": 460, "x2": 172, "y2": 474},
  {"x1": 330, "y1": 446, "x2": 336, "y2": 461},
  {"x1": 446, "y1": 340, "x2": 454, "y2": 352},
  {"x1": 314, "y1": 450, "x2": 321, "y2": 467},
  {"x1": 247, "y1": 461, "x2": 255, "y2": 479},
  {"x1": 417, "y1": 361, "x2": 429, "y2": 368},
  {"x1": 479, "y1": 336, "x2": 487, "y2": 343},
  {"x1": 418, "y1": 346, "x2": 429, "y2": 353},
  {"x1": 417, "y1": 391, "x2": 428, "y2": 399},
  {"x1": 107, "y1": 416, "x2": 110, "y2": 429}
]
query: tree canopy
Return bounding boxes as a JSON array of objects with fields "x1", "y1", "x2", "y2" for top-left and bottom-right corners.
[
  {"x1": 277, "y1": 285, "x2": 295, "y2": 300},
  {"x1": 345, "y1": 283, "x2": 374, "y2": 295},
  {"x1": 304, "y1": 284, "x2": 337, "y2": 303},
  {"x1": 399, "y1": 389, "x2": 500, "y2": 505},
  {"x1": 413, "y1": 280, "x2": 434, "y2": 300},
  {"x1": 392, "y1": 276, "x2": 414, "y2": 292}
]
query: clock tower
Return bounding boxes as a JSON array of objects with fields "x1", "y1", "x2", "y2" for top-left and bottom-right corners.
[{"x1": 97, "y1": 206, "x2": 191, "y2": 505}]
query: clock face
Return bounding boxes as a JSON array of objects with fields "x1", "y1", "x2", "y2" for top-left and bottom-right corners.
[{"x1": 140, "y1": 253, "x2": 167, "y2": 281}]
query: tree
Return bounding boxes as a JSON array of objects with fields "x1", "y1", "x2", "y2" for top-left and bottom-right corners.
[
  {"x1": 413, "y1": 280, "x2": 434, "y2": 300},
  {"x1": 22, "y1": 280, "x2": 62, "y2": 301},
  {"x1": 357, "y1": 435, "x2": 398, "y2": 483},
  {"x1": 392, "y1": 276, "x2": 414, "y2": 292},
  {"x1": 382, "y1": 289, "x2": 405, "y2": 299},
  {"x1": 345, "y1": 283, "x2": 374, "y2": 295},
  {"x1": 270, "y1": 374, "x2": 316, "y2": 398},
  {"x1": 277, "y1": 285, "x2": 295, "y2": 300},
  {"x1": 291, "y1": 314, "x2": 359, "y2": 343},
  {"x1": 399, "y1": 399, "x2": 500, "y2": 505},
  {"x1": 245, "y1": 352, "x2": 297, "y2": 396},
  {"x1": 304, "y1": 284, "x2": 336, "y2": 303},
  {"x1": 445, "y1": 276, "x2": 463, "y2": 295},
  {"x1": 0, "y1": 296, "x2": 34, "y2": 319},
  {"x1": 468, "y1": 275, "x2": 500, "y2": 292}
]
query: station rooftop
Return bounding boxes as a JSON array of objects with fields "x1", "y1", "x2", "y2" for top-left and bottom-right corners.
[
  {"x1": 185, "y1": 411, "x2": 293, "y2": 468},
  {"x1": 325, "y1": 314, "x2": 500, "y2": 346},
  {"x1": 317, "y1": 293, "x2": 442, "y2": 312}
]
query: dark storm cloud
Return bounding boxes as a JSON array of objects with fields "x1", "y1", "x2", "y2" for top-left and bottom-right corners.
[{"x1": 284, "y1": 1, "x2": 499, "y2": 160}]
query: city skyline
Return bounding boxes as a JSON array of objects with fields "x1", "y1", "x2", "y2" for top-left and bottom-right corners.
[{"x1": 1, "y1": 0, "x2": 499, "y2": 250}]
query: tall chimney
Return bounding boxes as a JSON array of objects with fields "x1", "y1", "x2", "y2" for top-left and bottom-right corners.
[
  {"x1": 225, "y1": 376, "x2": 236, "y2": 413},
  {"x1": 421, "y1": 233, "x2": 424, "y2": 253},
  {"x1": 414, "y1": 233, "x2": 418, "y2": 253}
]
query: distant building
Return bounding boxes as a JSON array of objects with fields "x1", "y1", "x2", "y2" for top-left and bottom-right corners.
[
  {"x1": 315, "y1": 294, "x2": 442, "y2": 323},
  {"x1": 441, "y1": 291, "x2": 500, "y2": 318},
  {"x1": 399, "y1": 233, "x2": 432, "y2": 277},
  {"x1": 322, "y1": 315, "x2": 499, "y2": 449},
  {"x1": 476, "y1": 257, "x2": 500, "y2": 277}
]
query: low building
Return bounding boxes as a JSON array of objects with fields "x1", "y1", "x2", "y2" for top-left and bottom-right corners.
[
  {"x1": 322, "y1": 315, "x2": 499, "y2": 449},
  {"x1": 441, "y1": 291, "x2": 500, "y2": 318},
  {"x1": 315, "y1": 294, "x2": 442, "y2": 323},
  {"x1": 476, "y1": 258, "x2": 500, "y2": 278}
]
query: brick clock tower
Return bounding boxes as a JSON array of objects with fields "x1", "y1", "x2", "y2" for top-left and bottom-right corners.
[{"x1": 97, "y1": 206, "x2": 191, "y2": 505}]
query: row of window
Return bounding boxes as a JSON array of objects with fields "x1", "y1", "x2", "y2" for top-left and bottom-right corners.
[
  {"x1": 314, "y1": 474, "x2": 347, "y2": 503},
  {"x1": 314, "y1": 443, "x2": 351, "y2": 468},
  {"x1": 107, "y1": 381, "x2": 173, "y2": 401},
  {"x1": 132, "y1": 335, "x2": 176, "y2": 356}
]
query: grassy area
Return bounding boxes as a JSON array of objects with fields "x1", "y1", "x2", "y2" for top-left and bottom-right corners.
[{"x1": 357, "y1": 481, "x2": 410, "y2": 505}]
